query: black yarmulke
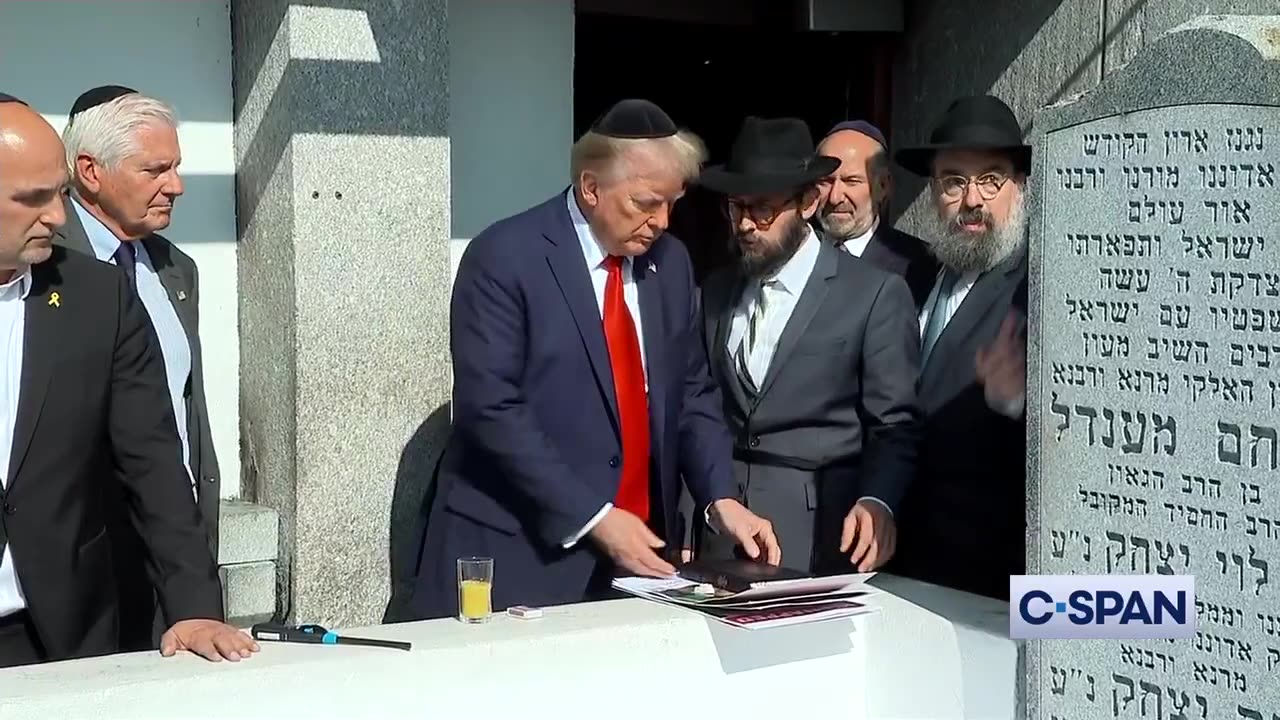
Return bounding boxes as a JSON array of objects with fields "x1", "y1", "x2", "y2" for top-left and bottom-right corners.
[
  {"x1": 69, "y1": 85, "x2": 137, "y2": 119},
  {"x1": 590, "y1": 98, "x2": 677, "y2": 139},
  {"x1": 0, "y1": 92, "x2": 25, "y2": 105}
]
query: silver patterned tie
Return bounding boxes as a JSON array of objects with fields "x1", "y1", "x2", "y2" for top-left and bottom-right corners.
[{"x1": 735, "y1": 280, "x2": 772, "y2": 392}]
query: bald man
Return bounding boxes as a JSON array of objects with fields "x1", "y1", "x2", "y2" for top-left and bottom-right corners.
[
  {"x1": 0, "y1": 95, "x2": 256, "y2": 667},
  {"x1": 815, "y1": 122, "x2": 937, "y2": 308}
]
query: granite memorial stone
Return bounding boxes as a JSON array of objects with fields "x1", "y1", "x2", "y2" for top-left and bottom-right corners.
[{"x1": 1027, "y1": 15, "x2": 1280, "y2": 720}]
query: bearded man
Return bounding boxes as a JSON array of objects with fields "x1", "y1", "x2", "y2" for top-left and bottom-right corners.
[
  {"x1": 691, "y1": 116, "x2": 921, "y2": 575},
  {"x1": 814, "y1": 121, "x2": 937, "y2": 308},
  {"x1": 887, "y1": 95, "x2": 1030, "y2": 600}
]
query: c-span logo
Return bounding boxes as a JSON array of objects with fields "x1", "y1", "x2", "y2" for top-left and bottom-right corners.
[{"x1": 1009, "y1": 575, "x2": 1195, "y2": 639}]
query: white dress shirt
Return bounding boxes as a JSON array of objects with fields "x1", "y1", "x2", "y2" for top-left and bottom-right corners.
[
  {"x1": 0, "y1": 267, "x2": 34, "y2": 617},
  {"x1": 839, "y1": 217, "x2": 880, "y2": 258},
  {"x1": 727, "y1": 228, "x2": 820, "y2": 382},
  {"x1": 71, "y1": 198, "x2": 195, "y2": 492},
  {"x1": 561, "y1": 191, "x2": 647, "y2": 548},
  {"x1": 918, "y1": 268, "x2": 980, "y2": 343},
  {"x1": 919, "y1": 268, "x2": 1026, "y2": 418},
  {"x1": 725, "y1": 229, "x2": 894, "y2": 515}
]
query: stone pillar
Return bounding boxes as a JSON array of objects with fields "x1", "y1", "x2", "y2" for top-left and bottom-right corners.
[{"x1": 232, "y1": 0, "x2": 452, "y2": 627}]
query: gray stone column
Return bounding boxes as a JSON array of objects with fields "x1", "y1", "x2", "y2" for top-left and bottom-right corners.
[{"x1": 231, "y1": 0, "x2": 452, "y2": 627}]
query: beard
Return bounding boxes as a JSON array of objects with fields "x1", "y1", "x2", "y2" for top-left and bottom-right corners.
[
  {"x1": 924, "y1": 192, "x2": 1027, "y2": 275},
  {"x1": 814, "y1": 198, "x2": 875, "y2": 240},
  {"x1": 738, "y1": 212, "x2": 809, "y2": 278},
  {"x1": 816, "y1": 202, "x2": 873, "y2": 240}
]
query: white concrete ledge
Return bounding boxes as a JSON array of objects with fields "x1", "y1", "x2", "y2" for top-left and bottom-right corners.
[
  {"x1": 0, "y1": 577, "x2": 1016, "y2": 720},
  {"x1": 868, "y1": 575, "x2": 1020, "y2": 719}
]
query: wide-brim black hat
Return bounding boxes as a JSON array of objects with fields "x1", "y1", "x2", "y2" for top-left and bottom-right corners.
[
  {"x1": 700, "y1": 116, "x2": 839, "y2": 196},
  {"x1": 895, "y1": 95, "x2": 1031, "y2": 177}
]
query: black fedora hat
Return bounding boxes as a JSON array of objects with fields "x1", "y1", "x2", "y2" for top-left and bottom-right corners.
[
  {"x1": 895, "y1": 95, "x2": 1030, "y2": 177},
  {"x1": 700, "y1": 116, "x2": 839, "y2": 196}
]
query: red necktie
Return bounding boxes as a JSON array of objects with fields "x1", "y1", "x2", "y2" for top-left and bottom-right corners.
[{"x1": 602, "y1": 256, "x2": 650, "y2": 523}]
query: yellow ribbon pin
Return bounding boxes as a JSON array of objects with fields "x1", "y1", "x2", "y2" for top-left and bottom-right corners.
[{"x1": 48, "y1": 292, "x2": 60, "y2": 308}]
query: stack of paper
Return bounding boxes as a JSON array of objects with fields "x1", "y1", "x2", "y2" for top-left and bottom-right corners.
[{"x1": 611, "y1": 572, "x2": 880, "y2": 630}]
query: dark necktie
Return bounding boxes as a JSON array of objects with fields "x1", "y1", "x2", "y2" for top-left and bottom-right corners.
[
  {"x1": 113, "y1": 241, "x2": 138, "y2": 290},
  {"x1": 921, "y1": 269, "x2": 959, "y2": 365},
  {"x1": 601, "y1": 255, "x2": 650, "y2": 523}
]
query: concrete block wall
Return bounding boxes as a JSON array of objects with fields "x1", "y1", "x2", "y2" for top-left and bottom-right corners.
[{"x1": 217, "y1": 501, "x2": 280, "y2": 626}]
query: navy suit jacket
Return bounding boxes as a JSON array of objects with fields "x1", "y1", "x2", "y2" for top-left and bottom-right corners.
[{"x1": 410, "y1": 192, "x2": 737, "y2": 618}]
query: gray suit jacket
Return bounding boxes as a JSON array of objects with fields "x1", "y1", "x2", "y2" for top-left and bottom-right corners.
[
  {"x1": 689, "y1": 240, "x2": 921, "y2": 573},
  {"x1": 53, "y1": 196, "x2": 221, "y2": 549}
]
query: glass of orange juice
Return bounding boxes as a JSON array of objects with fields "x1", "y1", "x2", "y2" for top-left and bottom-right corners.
[{"x1": 456, "y1": 557, "x2": 493, "y2": 623}]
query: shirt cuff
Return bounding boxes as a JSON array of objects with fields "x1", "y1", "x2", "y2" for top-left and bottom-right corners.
[
  {"x1": 986, "y1": 388, "x2": 1026, "y2": 419},
  {"x1": 856, "y1": 496, "x2": 894, "y2": 517},
  {"x1": 562, "y1": 503, "x2": 612, "y2": 549},
  {"x1": 703, "y1": 502, "x2": 718, "y2": 535}
]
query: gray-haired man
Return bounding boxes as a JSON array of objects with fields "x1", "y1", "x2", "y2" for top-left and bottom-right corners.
[{"x1": 54, "y1": 85, "x2": 220, "y2": 649}]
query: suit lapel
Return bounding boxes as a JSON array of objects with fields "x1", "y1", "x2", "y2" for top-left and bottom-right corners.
[
  {"x1": 141, "y1": 236, "x2": 195, "y2": 338},
  {"x1": 8, "y1": 265, "x2": 62, "y2": 486},
  {"x1": 635, "y1": 259, "x2": 666, "y2": 465},
  {"x1": 920, "y1": 251, "x2": 1027, "y2": 388},
  {"x1": 860, "y1": 227, "x2": 902, "y2": 274},
  {"x1": 756, "y1": 239, "x2": 836, "y2": 399},
  {"x1": 54, "y1": 194, "x2": 95, "y2": 257},
  {"x1": 543, "y1": 199, "x2": 620, "y2": 435},
  {"x1": 711, "y1": 273, "x2": 750, "y2": 411}
]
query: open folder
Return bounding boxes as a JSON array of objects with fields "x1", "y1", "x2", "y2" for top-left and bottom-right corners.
[{"x1": 612, "y1": 560, "x2": 880, "y2": 630}]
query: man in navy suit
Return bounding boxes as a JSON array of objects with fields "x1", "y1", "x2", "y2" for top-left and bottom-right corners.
[{"x1": 410, "y1": 100, "x2": 781, "y2": 619}]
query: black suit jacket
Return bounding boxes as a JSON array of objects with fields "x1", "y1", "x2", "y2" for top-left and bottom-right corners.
[
  {"x1": 53, "y1": 196, "x2": 221, "y2": 547},
  {"x1": 819, "y1": 223, "x2": 939, "y2": 310},
  {"x1": 888, "y1": 250, "x2": 1028, "y2": 601},
  {"x1": 0, "y1": 247, "x2": 223, "y2": 662}
]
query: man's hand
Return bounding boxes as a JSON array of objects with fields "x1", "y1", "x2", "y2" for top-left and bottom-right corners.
[
  {"x1": 590, "y1": 507, "x2": 677, "y2": 577},
  {"x1": 975, "y1": 311, "x2": 1027, "y2": 416},
  {"x1": 840, "y1": 499, "x2": 896, "y2": 572},
  {"x1": 709, "y1": 499, "x2": 782, "y2": 565},
  {"x1": 161, "y1": 619, "x2": 260, "y2": 662}
]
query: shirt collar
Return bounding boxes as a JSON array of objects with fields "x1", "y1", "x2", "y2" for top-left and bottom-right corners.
[
  {"x1": 840, "y1": 217, "x2": 880, "y2": 257},
  {"x1": 766, "y1": 225, "x2": 820, "y2": 295},
  {"x1": 0, "y1": 266, "x2": 33, "y2": 300},
  {"x1": 567, "y1": 189, "x2": 631, "y2": 270},
  {"x1": 70, "y1": 194, "x2": 130, "y2": 262}
]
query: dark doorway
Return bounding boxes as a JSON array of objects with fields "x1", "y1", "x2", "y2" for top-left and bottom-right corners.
[{"x1": 574, "y1": 5, "x2": 896, "y2": 283}]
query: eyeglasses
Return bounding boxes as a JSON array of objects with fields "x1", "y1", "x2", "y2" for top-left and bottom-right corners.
[
  {"x1": 933, "y1": 172, "x2": 1010, "y2": 201},
  {"x1": 724, "y1": 192, "x2": 804, "y2": 229}
]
